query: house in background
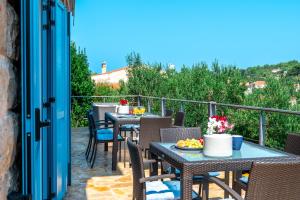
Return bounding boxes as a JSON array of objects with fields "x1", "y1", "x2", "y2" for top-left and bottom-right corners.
[
  {"x1": 245, "y1": 80, "x2": 267, "y2": 95},
  {"x1": 91, "y1": 62, "x2": 129, "y2": 88}
]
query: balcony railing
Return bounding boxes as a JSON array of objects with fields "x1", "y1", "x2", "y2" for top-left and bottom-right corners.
[{"x1": 71, "y1": 95, "x2": 300, "y2": 147}]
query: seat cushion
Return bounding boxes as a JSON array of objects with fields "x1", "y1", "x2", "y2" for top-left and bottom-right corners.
[
  {"x1": 146, "y1": 180, "x2": 200, "y2": 200},
  {"x1": 239, "y1": 175, "x2": 249, "y2": 184},
  {"x1": 96, "y1": 130, "x2": 123, "y2": 141},
  {"x1": 120, "y1": 124, "x2": 140, "y2": 131},
  {"x1": 97, "y1": 129, "x2": 113, "y2": 135}
]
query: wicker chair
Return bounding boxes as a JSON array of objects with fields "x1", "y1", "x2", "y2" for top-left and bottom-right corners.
[
  {"x1": 160, "y1": 128, "x2": 222, "y2": 197},
  {"x1": 236, "y1": 133, "x2": 300, "y2": 189},
  {"x1": 137, "y1": 117, "x2": 172, "y2": 157},
  {"x1": 210, "y1": 161, "x2": 300, "y2": 200},
  {"x1": 87, "y1": 111, "x2": 124, "y2": 168},
  {"x1": 173, "y1": 111, "x2": 185, "y2": 127},
  {"x1": 165, "y1": 109, "x2": 173, "y2": 117},
  {"x1": 127, "y1": 139, "x2": 201, "y2": 200}
]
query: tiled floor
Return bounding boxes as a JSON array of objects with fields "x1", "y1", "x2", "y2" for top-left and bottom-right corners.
[{"x1": 64, "y1": 127, "x2": 239, "y2": 200}]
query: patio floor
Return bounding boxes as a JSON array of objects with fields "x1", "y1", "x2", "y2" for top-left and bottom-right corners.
[{"x1": 64, "y1": 127, "x2": 240, "y2": 200}]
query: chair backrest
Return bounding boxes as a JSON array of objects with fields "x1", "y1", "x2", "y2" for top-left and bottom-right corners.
[
  {"x1": 87, "y1": 110, "x2": 93, "y2": 136},
  {"x1": 165, "y1": 109, "x2": 173, "y2": 117},
  {"x1": 245, "y1": 161, "x2": 300, "y2": 200},
  {"x1": 127, "y1": 139, "x2": 146, "y2": 200},
  {"x1": 139, "y1": 117, "x2": 172, "y2": 150},
  {"x1": 285, "y1": 133, "x2": 300, "y2": 155},
  {"x1": 160, "y1": 127, "x2": 201, "y2": 143},
  {"x1": 92, "y1": 103, "x2": 117, "y2": 121},
  {"x1": 88, "y1": 111, "x2": 98, "y2": 137},
  {"x1": 174, "y1": 111, "x2": 185, "y2": 126}
]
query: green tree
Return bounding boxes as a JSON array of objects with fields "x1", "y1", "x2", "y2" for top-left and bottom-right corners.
[{"x1": 71, "y1": 42, "x2": 95, "y2": 127}]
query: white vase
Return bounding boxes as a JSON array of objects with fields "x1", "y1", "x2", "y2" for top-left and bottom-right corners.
[
  {"x1": 203, "y1": 134, "x2": 232, "y2": 157},
  {"x1": 118, "y1": 105, "x2": 129, "y2": 114}
]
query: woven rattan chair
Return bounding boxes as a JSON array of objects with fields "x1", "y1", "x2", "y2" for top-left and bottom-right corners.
[
  {"x1": 173, "y1": 111, "x2": 185, "y2": 127},
  {"x1": 236, "y1": 133, "x2": 300, "y2": 190},
  {"x1": 211, "y1": 161, "x2": 300, "y2": 200},
  {"x1": 127, "y1": 139, "x2": 201, "y2": 200},
  {"x1": 137, "y1": 117, "x2": 172, "y2": 157},
  {"x1": 160, "y1": 128, "x2": 222, "y2": 197},
  {"x1": 165, "y1": 109, "x2": 173, "y2": 117},
  {"x1": 88, "y1": 112, "x2": 124, "y2": 168}
]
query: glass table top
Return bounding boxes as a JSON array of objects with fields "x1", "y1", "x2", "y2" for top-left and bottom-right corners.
[
  {"x1": 160, "y1": 142, "x2": 288, "y2": 162},
  {"x1": 111, "y1": 113, "x2": 160, "y2": 119}
]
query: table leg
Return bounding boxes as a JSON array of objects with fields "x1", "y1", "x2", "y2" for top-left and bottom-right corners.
[
  {"x1": 180, "y1": 171, "x2": 193, "y2": 200},
  {"x1": 224, "y1": 171, "x2": 230, "y2": 198},
  {"x1": 232, "y1": 170, "x2": 242, "y2": 195},
  {"x1": 112, "y1": 122, "x2": 119, "y2": 171},
  {"x1": 149, "y1": 151, "x2": 158, "y2": 176},
  {"x1": 202, "y1": 175, "x2": 209, "y2": 200}
]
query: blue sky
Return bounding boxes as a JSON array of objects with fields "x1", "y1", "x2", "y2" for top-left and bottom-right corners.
[{"x1": 71, "y1": 0, "x2": 300, "y2": 73}]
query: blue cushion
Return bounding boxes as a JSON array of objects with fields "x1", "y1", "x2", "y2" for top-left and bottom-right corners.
[
  {"x1": 120, "y1": 124, "x2": 140, "y2": 130},
  {"x1": 97, "y1": 129, "x2": 113, "y2": 135},
  {"x1": 146, "y1": 180, "x2": 200, "y2": 200},
  {"x1": 239, "y1": 176, "x2": 249, "y2": 184},
  {"x1": 96, "y1": 129, "x2": 123, "y2": 141},
  {"x1": 167, "y1": 167, "x2": 220, "y2": 180}
]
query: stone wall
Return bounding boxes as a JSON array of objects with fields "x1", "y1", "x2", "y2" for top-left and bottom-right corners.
[{"x1": 0, "y1": 0, "x2": 19, "y2": 199}]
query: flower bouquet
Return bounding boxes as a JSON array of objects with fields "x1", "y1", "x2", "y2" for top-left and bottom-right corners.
[
  {"x1": 204, "y1": 115, "x2": 234, "y2": 157},
  {"x1": 207, "y1": 115, "x2": 234, "y2": 134},
  {"x1": 118, "y1": 99, "x2": 130, "y2": 114}
]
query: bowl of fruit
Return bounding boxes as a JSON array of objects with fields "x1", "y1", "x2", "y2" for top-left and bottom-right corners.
[
  {"x1": 132, "y1": 106, "x2": 146, "y2": 115},
  {"x1": 175, "y1": 138, "x2": 204, "y2": 150}
]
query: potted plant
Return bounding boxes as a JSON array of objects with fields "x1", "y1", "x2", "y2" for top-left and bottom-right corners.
[
  {"x1": 203, "y1": 115, "x2": 234, "y2": 157},
  {"x1": 118, "y1": 99, "x2": 129, "y2": 114}
]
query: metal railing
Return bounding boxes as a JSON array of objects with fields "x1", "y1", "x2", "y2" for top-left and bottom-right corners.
[{"x1": 71, "y1": 95, "x2": 300, "y2": 146}]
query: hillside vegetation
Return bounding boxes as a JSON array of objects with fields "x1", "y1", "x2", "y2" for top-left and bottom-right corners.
[
  {"x1": 71, "y1": 47, "x2": 300, "y2": 149},
  {"x1": 243, "y1": 60, "x2": 300, "y2": 81}
]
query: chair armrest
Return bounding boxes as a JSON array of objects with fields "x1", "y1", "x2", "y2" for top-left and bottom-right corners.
[
  {"x1": 143, "y1": 159, "x2": 157, "y2": 165},
  {"x1": 95, "y1": 121, "x2": 113, "y2": 125},
  {"x1": 132, "y1": 127, "x2": 140, "y2": 134},
  {"x1": 172, "y1": 125, "x2": 183, "y2": 128},
  {"x1": 96, "y1": 125, "x2": 114, "y2": 129},
  {"x1": 209, "y1": 177, "x2": 244, "y2": 200},
  {"x1": 139, "y1": 174, "x2": 176, "y2": 183}
]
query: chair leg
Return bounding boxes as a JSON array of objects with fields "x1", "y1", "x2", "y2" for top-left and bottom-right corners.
[
  {"x1": 87, "y1": 138, "x2": 95, "y2": 163},
  {"x1": 89, "y1": 140, "x2": 96, "y2": 164},
  {"x1": 119, "y1": 140, "x2": 122, "y2": 162},
  {"x1": 85, "y1": 136, "x2": 92, "y2": 159},
  {"x1": 198, "y1": 183, "x2": 203, "y2": 196},
  {"x1": 123, "y1": 137, "x2": 126, "y2": 168},
  {"x1": 104, "y1": 142, "x2": 108, "y2": 151},
  {"x1": 91, "y1": 142, "x2": 98, "y2": 168}
]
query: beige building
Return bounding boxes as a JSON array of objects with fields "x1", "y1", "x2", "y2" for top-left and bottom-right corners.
[{"x1": 91, "y1": 62, "x2": 129, "y2": 88}]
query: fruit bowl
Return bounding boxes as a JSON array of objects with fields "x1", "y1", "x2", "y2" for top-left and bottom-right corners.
[{"x1": 175, "y1": 138, "x2": 204, "y2": 150}]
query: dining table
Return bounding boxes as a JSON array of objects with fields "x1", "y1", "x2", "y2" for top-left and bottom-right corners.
[
  {"x1": 149, "y1": 141, "x2": 300, "y2": 200},
  {"x1": 105, "y1": 112, "x2": 160, "y2": 170}
]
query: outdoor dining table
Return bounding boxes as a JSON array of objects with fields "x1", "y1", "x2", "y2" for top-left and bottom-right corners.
[
  {"x1": 149, "y1": 141, "x2": 300, "y2": 200},
  {"x1": 105, "y1": 112, "x2": 160, "y2": 170}
]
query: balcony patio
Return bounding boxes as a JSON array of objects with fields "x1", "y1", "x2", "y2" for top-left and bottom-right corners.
[
  {"x1": 64, "y1": 127, "x2": 234, "y2": 200},
  {"x1": 65, "y1": 95, "x2": 300, "y2": 200}
]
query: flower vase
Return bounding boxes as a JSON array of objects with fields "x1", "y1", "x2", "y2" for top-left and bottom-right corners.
[
  {"x1": 118, "y1": 105, "x2": 129, "y2": 114},
  {"x1": 203, "y1": 134, "x2": 232, "y2": 157}
]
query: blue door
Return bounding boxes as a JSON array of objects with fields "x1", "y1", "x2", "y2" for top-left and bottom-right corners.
[
  {"x1": 21, "y1": 0, "x2": 71, "y2": 199},
  {"x1": 21, "y1": 0, "x2": 44, "y2": 199},
  {"x1": 50, "y1": 1, "x2": 70, "y2": 199}
]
